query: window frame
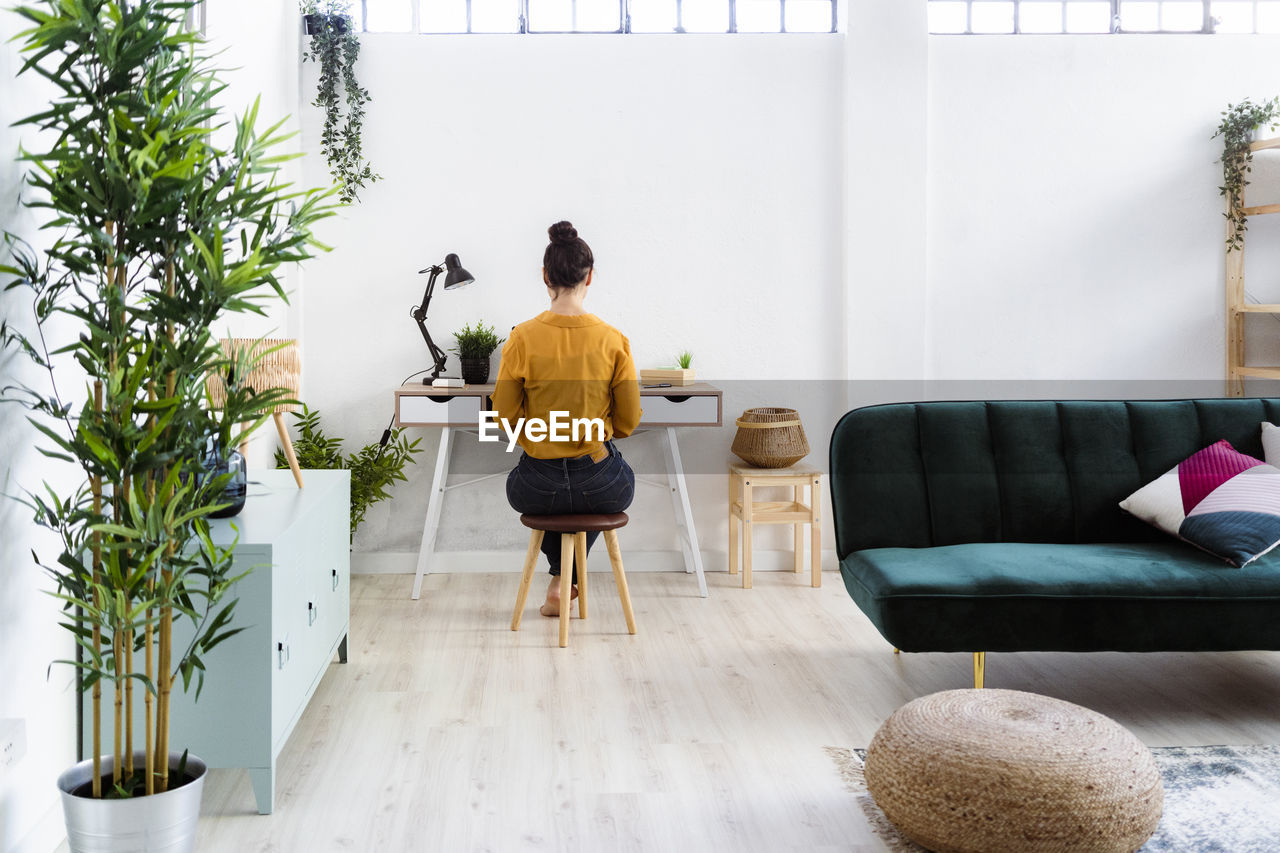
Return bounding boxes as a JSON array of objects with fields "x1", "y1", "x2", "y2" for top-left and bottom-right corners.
[
  {"x1": 360, "y1": 0, "x2": 839, "y2": 34},
  {"x1": 926, "y1": 0, "x2": 1239, "y2": 35}
]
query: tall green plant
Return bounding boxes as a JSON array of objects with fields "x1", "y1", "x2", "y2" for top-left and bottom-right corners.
[
  {"x1": 301, "y1": 0, "x2": 380, "y2": 204},
  {"x1": 1, "y1": 0, "x2": 333, "y2": 798},
  {"x1": 1214, "y1": 96, "x2": 1280, "y2": 250}
]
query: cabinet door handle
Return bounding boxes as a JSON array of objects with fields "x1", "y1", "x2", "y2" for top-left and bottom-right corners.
[
  {"x1": 277, "y1": 636, "x2": 290, "y2": 670},
  {"x1": 331, "y1": 568, "x2": 339, "y2": 591},
  {"x1": 308, "y1": 601, "x2": 318, "y2": 626}
]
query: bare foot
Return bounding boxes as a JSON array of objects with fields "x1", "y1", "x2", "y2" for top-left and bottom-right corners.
[{"x1": 539, "y1": 577, "x2": 578, "y2": 617}]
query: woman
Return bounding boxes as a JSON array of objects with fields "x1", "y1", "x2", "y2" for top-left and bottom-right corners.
[{"x1": 493, "y1": 221, "x2": 641, "y2": 617}]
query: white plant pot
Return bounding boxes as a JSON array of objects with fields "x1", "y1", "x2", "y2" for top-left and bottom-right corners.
[
  {"x1": 1252, "y1": 123, "x2": 1279, "y2": 142},
  {"x1": 58, "y1": 751, "x2": 206, "y2": 853}
]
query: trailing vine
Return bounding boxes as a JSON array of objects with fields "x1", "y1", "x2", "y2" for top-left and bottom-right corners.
[
  {"x1": 1214, "y1": 96, "x2": 1280, "y2": 250},
  {"x1": 302, "y1": 0, "x2": 380, "y2": 204}
]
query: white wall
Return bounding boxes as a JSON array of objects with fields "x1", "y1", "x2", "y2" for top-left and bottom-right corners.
[
  {"x1": 203, "y1": 1, "x2": 307, "y2": 469},
  {"x1": 0, "y1": 10, "x2": 78, "y2": 853},
  {"x1": 295, "y1": 34, "x2": 845, "y2": 566},
  {"x1": 845, "y1": 0, "x2": 928, "y2": 383},
  {"x1": 927, "y1": 35, "x2": 1280, "y2": 384}
]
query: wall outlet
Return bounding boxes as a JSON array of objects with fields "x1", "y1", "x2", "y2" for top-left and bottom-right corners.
[{"x1": 0, "y1": 718, "x2": 27, "y2": 773}]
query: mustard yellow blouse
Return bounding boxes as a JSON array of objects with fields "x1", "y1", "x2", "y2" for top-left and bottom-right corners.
[{"x1": 491, "y1": 312, "x2": 642, "y2": 461}]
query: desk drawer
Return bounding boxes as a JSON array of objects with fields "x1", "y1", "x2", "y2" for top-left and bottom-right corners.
[
  {"x1": 397, "y1": 394, "x2": 484, "y2": 427},
  {"x1": 639, "y1": 394, "x2": 721, "y2": 426}
]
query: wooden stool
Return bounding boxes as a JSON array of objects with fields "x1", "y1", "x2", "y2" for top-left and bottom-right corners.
[
  {"x1": 511, "y1": 513, "x2": 637, "y2": 648},
  {"x1": 728, "y1": 463, "x2": 822, "y2": 589}
]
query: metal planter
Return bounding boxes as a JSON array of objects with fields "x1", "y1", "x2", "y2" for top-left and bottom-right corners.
[{"x1": 58, "y1": 751, "x2": 207, "y2": 853}]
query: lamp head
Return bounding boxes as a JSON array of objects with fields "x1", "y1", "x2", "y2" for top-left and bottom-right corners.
[{"x1": 442, "y1": 253, "x2": 474, "y2": 290}]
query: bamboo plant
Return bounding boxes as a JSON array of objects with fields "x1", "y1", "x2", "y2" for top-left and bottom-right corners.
[{"x1": 1, "y1": 0, "x2": 332, "y2": 798}]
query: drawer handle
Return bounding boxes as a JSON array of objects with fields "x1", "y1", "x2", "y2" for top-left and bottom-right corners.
[
  {"x1": 332, "y1": 568, "x2": 339, "y2": 591},
  {"x1": 308, "y1": 601, "x2": 319, "y2": 626},
  {"x1": 277, "y1": 637, "x2": 290, "y2": 670}
]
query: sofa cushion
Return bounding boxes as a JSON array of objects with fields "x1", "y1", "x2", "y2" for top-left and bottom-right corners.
[
  {"x1": 1120, "y1": 439, "x2": 1280, "y2": 567},
  {"x1": 841, "y1": 542, "x2": 1280, "y2": 653}
]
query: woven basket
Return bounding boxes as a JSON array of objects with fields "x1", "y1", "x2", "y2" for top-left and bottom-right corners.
[
  {"x1": 731, "y1": 407, "x2": 809, "y2": 468},
  {"x1": 206, "y1": 338, "x2": 301, "y2": 413}
]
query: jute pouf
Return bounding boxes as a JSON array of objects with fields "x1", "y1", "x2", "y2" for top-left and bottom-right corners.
[{"x1": 864, "y1": 689, "x2": 1163, "y2": 853}]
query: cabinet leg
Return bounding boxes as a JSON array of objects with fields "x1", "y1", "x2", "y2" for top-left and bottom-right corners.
[
  {"x1": 338, "y1": 634, "x2": 348, "y2": 664},
  {"x1": 250, "y1": 765, "x2": 275, "y2": 815}
]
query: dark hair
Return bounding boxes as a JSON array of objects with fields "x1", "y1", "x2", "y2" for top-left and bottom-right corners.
[{"x1": 543, "y1": 220, "x2": 594, "y2": 288}]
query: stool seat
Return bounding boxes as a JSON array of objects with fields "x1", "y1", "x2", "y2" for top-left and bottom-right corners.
[{"x1": 520, "y1": 512, "x2": 629, "y2": 533}]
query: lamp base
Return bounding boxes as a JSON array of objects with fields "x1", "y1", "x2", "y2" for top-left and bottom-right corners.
[{"x1": 427, "y1": 377, "x2": 465, "y2": 388}]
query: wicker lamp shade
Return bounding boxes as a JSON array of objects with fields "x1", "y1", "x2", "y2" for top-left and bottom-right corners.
[
  {"x1": 206, "y1": 338, "x2": 301, "y2": 413},
  {"x1": 865, "y1": 689, "x2": 1163, "y2": 853},
  {"x1": 730, "y1": 407, "x2": 809, "y2": 468},
  {"x1": 207, "y1": 338, "x2": 304, "y2": 488}
]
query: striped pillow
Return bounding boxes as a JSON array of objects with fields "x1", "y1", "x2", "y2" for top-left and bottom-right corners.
[{"x1": 1119, "y1": 439, "x2": 1280, "y2": 567}]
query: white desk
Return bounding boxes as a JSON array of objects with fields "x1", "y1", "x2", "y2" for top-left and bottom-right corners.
[{"x1": 395, "y1": 382, "x2": 723, "y2": 600}]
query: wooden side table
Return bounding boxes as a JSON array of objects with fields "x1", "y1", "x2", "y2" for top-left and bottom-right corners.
[{"x1": 728, "y1": 462, "x2": 822, "y2": 589}]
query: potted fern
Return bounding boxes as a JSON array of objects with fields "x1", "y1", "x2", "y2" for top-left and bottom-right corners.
[
  {"x1": 1, "y1": 0, "x2": 331, "y2": 847},
  {"x1": 451, "y1": 320, "x2": 505, "y2": 385},
  {"x1": 275, "y1": 405, "x2": 422, "y2": 540},
  {"x1": 301, "y1": 0, "x2": 380, "y2": 204}
]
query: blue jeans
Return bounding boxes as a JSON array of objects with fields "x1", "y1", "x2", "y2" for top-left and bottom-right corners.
[{"x1": 505, "y1": 440, "x2": 635, "y2": 579}]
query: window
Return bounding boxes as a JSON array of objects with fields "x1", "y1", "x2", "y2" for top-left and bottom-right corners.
[
  {"x1": 361, "y1": 0, "x2": 837, "y2": 33},
  {"x1": 928, "y1": 0, "x2": 1280, "y2": 33}
]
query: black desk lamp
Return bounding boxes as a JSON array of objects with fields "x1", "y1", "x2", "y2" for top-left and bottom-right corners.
[{"x1": 411, "y1": 253, "x2": 475, "y2": 383}]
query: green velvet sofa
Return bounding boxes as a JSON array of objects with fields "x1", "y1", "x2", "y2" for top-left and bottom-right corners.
[{"x1": 828, "y1": 398, "x2": 1280, "y2": 687}]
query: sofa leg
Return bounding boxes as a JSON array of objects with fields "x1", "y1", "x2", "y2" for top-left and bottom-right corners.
[
  {"x1": 893, "y1": 648, "x2": 900, "y2": 654},
  {"x1": 973, "y1": 652, "x2": 985, "y2": 689}
]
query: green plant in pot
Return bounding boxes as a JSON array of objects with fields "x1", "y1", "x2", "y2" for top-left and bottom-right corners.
[
  {"x1": 451, "y1": 321, "x2": 505, "y2": 385},
  {"x1": 1, "y1": 0, "x2": 331, "y2": 846},
  {"x1": 274, "y1": 405, "x2": 422, "y2": 539},
  {"x1": 1214, "y1": 96, "x2": 1280, "y2": 250},
  {"x1": 301, "y1": 0, "x2": 380, "y2": 204}
]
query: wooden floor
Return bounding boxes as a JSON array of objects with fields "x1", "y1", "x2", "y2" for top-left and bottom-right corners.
[{"x1": 190, "y1": 570, "x2": 1280, "y2": 852}]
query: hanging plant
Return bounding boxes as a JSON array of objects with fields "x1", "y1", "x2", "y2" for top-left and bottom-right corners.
[
  {"x1": 301, "y1": 0, "x2": 380, "y2": 204},
  {"x1": 1214, "y1": 96, "x2": 1280, "y2": 250}
]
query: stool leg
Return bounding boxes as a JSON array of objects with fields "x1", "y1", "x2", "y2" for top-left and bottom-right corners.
[
  {"x1": 275, "y1": 411, "x2": 304, "y2": 488},
  {"x1": 604, "y1": 529, "x2": 636, "y2": 635},
  {"x1": 973, "y1": 652, "x2": 985, "y2": 689},
  {"x1": 793, "y1": 485, "x2": 804, "y2": 574},
  {"x1": 742, "y1": 478, "x2": 753, "y2": 589},
  {"x1": 810, "y1": 476, "x2": 822, "y2": 588},
  {"x1": 559, "y1": 535, "x2": 573, "y2": 648},
  {"x1": 511, "y1": 530, "x2": 545, "y2": 631},
  {"x1": 575, "y1": 531, "x2": 588, "y2": 619},
  {"x1": 728, "y1": 473, "x2": 739, "y2": 575}
]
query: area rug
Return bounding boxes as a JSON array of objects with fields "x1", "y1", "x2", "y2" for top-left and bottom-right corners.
[{"x1": 825, "y1": 744, "x2": 1280, "y2": 852}]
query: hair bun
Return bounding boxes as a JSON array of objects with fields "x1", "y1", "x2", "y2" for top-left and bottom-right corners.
[{"x1": 548, "y1": 221, "x2": 578, "y2": 244}]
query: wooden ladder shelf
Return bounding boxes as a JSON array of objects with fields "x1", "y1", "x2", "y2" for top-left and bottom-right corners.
[{"x1": 1227, "y1": 136, "x2": 1280, "y2": 396}]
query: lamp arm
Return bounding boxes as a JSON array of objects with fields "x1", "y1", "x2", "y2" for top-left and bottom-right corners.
[{"x1": 411, "y1": 265, "x2": 450, "y2": 379}]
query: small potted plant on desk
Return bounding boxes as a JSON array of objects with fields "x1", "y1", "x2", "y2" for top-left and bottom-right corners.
[{"x1": 451, "y1": 321, "x2": 505, "y2": 385}]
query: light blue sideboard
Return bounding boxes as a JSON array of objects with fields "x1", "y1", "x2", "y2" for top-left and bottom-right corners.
[{"x1": 80, "y1": 469, "x2": 351, "y2": 814}]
